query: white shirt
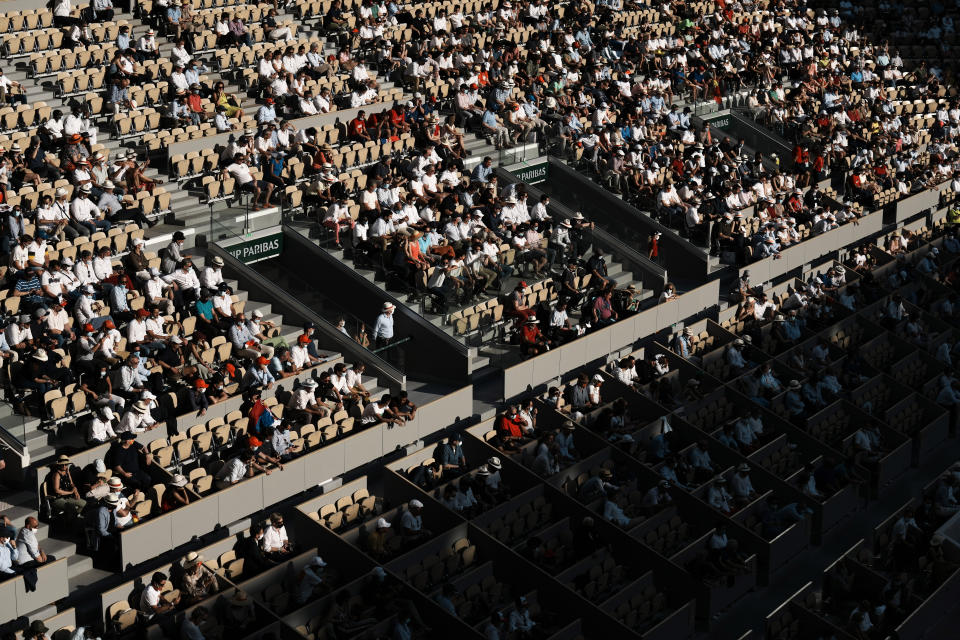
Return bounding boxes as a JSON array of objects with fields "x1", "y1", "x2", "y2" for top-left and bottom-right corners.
[
  {"x1": 88, "y1": 416, "x2": 116, "y2": 442},
  {"x1": 261, "y1": 524, "x2": 288, "y2": 551},
  {"x1": 200, "y1": 266, "x2": 223, "y2": 289},
  {"x1": 226, "y1": 162, "x2": 254, "y2": 185},
  {"x1": 140, "y1": 584, "x2": 162, "y2": 614},
  {"x1": 216, "y1": 457, "x2": 247, "y2": 484},
  {"x1": 361, "y1": 402, "x2": 385, "y2": 424},
  {"x1": 71, "y1": 196, "x2": 101, "y2": 223}
]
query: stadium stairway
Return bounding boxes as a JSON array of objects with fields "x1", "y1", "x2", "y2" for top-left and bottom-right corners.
[
  {"x1": 286, "y1": 217, "x2": 644, "y2": 372},
  {"x1": 0, "y1": 488, "x2": 113, "y2": 617}
]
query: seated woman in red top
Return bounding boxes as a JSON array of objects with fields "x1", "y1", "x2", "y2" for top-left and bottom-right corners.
[
  {"x1": 519, "y1": 318, "x2": 550, "y2": 356},
  {"x1": 161, "y1": 474, "x2": 190, "y2": 512}
]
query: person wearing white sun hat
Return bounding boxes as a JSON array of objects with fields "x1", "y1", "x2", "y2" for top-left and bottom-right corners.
[
  {"x1": 295, "y1": 555, "x2": 328, "y2": 604},
  {"x1": 400, "y1": 498, "x2": 431, "y2": 543}
]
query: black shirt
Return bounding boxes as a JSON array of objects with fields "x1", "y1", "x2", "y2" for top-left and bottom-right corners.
[
  {"x1": 155, "y1": 345, "x2": 184, "y2": 369},
  {"x1": 107, "y1": 442, "x2": 144, "y2": 474},
  {"x1": 587, "y1": 255, "x2": 607, "y2": 277}
]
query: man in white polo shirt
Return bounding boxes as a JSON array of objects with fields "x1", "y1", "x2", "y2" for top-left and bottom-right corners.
[{"x1": 223, "y1": 153, "x2": 274, "y2": 211}]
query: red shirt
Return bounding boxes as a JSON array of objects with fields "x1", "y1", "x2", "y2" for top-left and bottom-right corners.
[
  {"x1": 520, "y1": 325, "x2": 541, "y2": 344},
  {"x1": 498, "y1": 414, "x2": 525, "y2": 439},
  {"x1": 349, "y1": 117, "x2": 366, "y2": 137}
]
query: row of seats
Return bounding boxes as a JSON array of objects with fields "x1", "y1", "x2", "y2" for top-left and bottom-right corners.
[
  {"x1": 30, "y1": 44, "x2": 117, "y2": 77},
  {"x1": 4, "y1": 20, "x2": 131, "y2": 58},
  {"x1": 805, "y1": 410, "x2": 854, "y2": 447},
  {"x1": 486, "y1": 497, "x2": 554, "y2": 545},
  {"x1": 686, "y1": 397, "x2": 736, "y2": 430},
  {"x1": 889, "y1": 353, "x2": 936, "y2": 391},
  {"x1": 574, "y1": 552, "x2": 627, "y2": 603},
  {"x1": 887, "y1": 398, "x2": 926, "y2": 437},
  {"x1": 0, "y1": 102, "x2": 51, "y2": 131},
  {"x1": 449, "y1": 280, "x2": 556, "y2": 336},
  {"x1": 613, "y1": 585, "x2": 669, "y2": 633},
  {"x1": 854, "y1": 380, "x2": 892, "y2": 414},
  {"x1": 143, "y1": 118, "x2": 257, "y2": 152},
  {"x1": 757, "y1": 441, "x2": 803, "y2": 480},
  {"x1": 404, "y1": 537, "x2": 477, "y2": 592},
  {"x1": 306, "y1": 487, "x2": 380, "y2": 530},
  {"x1": 0, "y1": 9, "x2": 56, "y2": 33},
  {"x1": 640, "y1": 515, "x2": 692, "y2": 557},
  {"x1": 452, "y1": 574, "x2": 510, "y2": 622}
]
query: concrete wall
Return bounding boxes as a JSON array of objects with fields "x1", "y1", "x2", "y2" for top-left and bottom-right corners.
[
  {"x1": 740, "y1": 209, "x2": 883, "y2": 282},
  {"x1": 0, "y1": 557, "x2": 69, "y2": 621},
  {"x1": 894, "y1": 189, "x2": 940, "y2": 224},
  {"x1": 501, "y1": 279, "x2": 719, "y2": 398}
]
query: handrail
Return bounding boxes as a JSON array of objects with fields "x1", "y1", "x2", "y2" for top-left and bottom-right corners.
[
  {"x1": 281, "y1": 224, "x2": 470, "y2": 360},
  {"x1": 208, "y1": 240, "x2": 407, "y2": 392}
]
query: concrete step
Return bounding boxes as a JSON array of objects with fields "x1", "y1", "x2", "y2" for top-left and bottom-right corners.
[
  {"x1": 67, "y1": 565, "x2": 115, "y2": 592},
  {"x1": 66, "y1": 552, "x2": 93, "y2": 579},
  {"x1": 471, "y1": 355, "x2": 490, "y2": 370},
  {"x1": 44, "y1": 536, "x2": 78, "y2": 561},
  {"x1": 21, "y1": 603, "x2": 59, "y2": 622}
]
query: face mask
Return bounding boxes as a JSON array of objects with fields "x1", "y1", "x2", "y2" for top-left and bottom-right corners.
[{"x1": 100, "y1": 371, "x2": 107, "y2": 377}]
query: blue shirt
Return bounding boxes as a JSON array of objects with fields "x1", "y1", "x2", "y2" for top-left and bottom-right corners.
[
  {"x1": 167, "y1": 6, "x2": 181, "y2": 21},
  {"x1": 373, "y1": 312, "x2": 394, "y2": 339},
  {"x1": 472, "y1": 163, "x2": 494, "y2": 183},
  {"x1": 241, "y1": 366, "x2": 275, "y2": 391},
  {"x1": 434, "y1": 594, "x2": 456, "y2": 615},
  {"x1": 438, "y1": 443, "x2": 463, "y2": 467},
  {"x1": 481, "y1": 110, "x2": 498, "y2": 128},
  {"x1": 195, "y1": 298, "x2": 214, "y2": 321},
  {"x1": 0, "y1": 540, "x2": 17, "y2": 573},
  {"x1": 785, "y1": 390, "x2": 805, "y2": 416},
  {"x1": 257, "y1": 105, "x2": 276, "y2": 123},
  {"x1": 229, "y1": 322, "x2": 256, "y2": 350},
  {"x1": 110, "y1": 285, "x2": 130, "y2": 313},
  {"x1": 15, "y1": 275, "x2": 40, "y2": 293},
  {"x1": 95, "y1": 506, "x2": 114, "y2": 538}
]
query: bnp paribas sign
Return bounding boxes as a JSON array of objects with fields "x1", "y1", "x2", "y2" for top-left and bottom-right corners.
[
  {"x1": 226, "y1": 233, "x2": 282, "y2": 264},
  {"x1": 217, "y1": 226, "x2": 283, "y2": 264},
  {"x1": 514, "y1": 159, "x2": 549, "y2": 185}
]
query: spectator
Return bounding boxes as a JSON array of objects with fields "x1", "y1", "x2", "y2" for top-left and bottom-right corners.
[
  {"x1": 261, "y1": 512, "x2": 293, "y2": 561},
  {"x1": 106, "y1": 432, "x2": 153, "y2": 490},
  {"x1": 180, "y1": 607, "x2": 210, "y2": 640},
  {"x1": 178, "y1": 552, "x2": 215, "y2": 604},
  {"x1": 161, "y1": 474, "x2": 190, "y2": 512},
  {"x1": 296, "y1": 556, "x2": 329, "y2": 605},
  {"x1": 15, "y1": 517, "x2": 54, "y2": 569},
  {"x1": 140, "y1": 571, "x2": 179, "y2": 618},
  {"x1": 46, "y1": 455, "x2": 86, "y2": 519},
  {"x1": 400, "y1": 499, "x2": 431, "y2": 544}
]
